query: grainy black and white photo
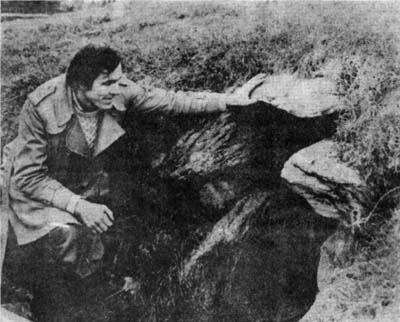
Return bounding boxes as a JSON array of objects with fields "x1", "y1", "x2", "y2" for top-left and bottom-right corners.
[{"x1": 1, "y1": 1, "x2": 400, "y2": 322}]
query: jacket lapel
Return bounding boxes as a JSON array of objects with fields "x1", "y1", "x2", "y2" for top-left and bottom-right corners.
[
  {"x1": 65, "y1": 117, "x2": 91, "y2": 157},
  {"x1": 93, "y1": 113, "x2": 126, "y2": 157},
  {"x1": 54, "y1": 82, "x2": 91, "y2": 157}
]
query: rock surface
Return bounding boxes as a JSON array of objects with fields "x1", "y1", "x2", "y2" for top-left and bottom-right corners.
[
  {"x1": 181, "y1": 192, "x2": 270, "y2": 278},
  {"x1": 250, "y1": 73, "x2": 342, "y2": 118},
  {"x1": 281, "y1": 139, "x2": 374, "y2": 226},
  {"x1": 179, "y1": 188, "x2": 335, "y2": 322}
]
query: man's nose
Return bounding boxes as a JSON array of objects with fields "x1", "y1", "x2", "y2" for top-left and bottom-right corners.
[{"x1": 110, "y1": 82, "x2": 120, "y2": 95}]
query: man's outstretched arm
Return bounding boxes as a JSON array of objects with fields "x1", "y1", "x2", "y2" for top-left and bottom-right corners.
[{"x1": 120, "y1": 74, "x2": 267, "y2": 114}]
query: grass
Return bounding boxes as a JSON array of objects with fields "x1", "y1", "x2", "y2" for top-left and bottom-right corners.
[
  {"x1": 336, "y1": 53, "x2": 400, "y2": 189},
  {"x1": 351, "y1": 212, "x2": 400, "y2": 320}
]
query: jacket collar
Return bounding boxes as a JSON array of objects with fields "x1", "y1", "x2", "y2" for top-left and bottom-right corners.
[
  {"x1": 54, "y1": 77, "x2": 127, "y2": 127},
  {"x1": 93, "y1": 113, "x2": 125, "y2": 157}
]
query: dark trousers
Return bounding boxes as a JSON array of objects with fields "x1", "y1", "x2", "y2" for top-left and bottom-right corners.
[
  {"x1": 4, "y1": 217, "x2": 136, "y2": 322},
  {"x1": 24, "y1": 225, "x2": 104, "y2": 280},
  {"x1": 4, "y1": 225, "x2": 107, "y2": 322}
]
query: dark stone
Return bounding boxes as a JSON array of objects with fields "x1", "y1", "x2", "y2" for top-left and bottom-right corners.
[{"x1": 111, "y1": 100, "x2": 339, "y2": 321}]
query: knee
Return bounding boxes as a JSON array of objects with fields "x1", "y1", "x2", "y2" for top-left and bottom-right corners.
[
  {"x1": 48, "y1": 225, "x2": 81, "y2": 264},
  {"x1": 49, "y1": 225, "x2": 79, "y2": 248}
]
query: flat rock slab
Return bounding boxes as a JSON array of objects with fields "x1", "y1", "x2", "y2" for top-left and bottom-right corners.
[
  {"x1": 281, "y1": 140, "x2": 373, "y2": 224},
  {"x1": 251, "y1": 73, "x2": 342, "y2": 118}
]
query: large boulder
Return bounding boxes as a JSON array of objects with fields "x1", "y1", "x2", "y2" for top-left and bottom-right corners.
[
  {"x1": 176, "y1": 187, "x2": 337, "y2": 322},
  {"x1": 281, "y1": 140, "x2": 374, "y2": 225}
]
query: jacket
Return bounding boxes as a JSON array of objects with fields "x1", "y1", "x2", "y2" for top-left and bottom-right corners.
[{"x1": 4, "y1": 74, "x2": 227, "y2": 245}]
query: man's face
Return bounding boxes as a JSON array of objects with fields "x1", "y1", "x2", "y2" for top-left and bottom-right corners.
[{"x1": 77, "y1": 63, "x2": 123, "y2": 111}]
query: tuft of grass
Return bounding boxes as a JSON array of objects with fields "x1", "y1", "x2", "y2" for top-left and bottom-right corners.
[
  {"x1": 335, "y1": 52, "x2": 400, "y2": 190},
  {"x1": 334, "y1": 210, "x2": 400, "y2": 321}
]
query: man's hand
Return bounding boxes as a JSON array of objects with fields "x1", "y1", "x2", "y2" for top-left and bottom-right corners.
[
  {"x1": 75, "y1": 199, "x2": 114, "y2": 234},
  {"x1": 225, "y1": 73, "x2": 268, "y2": 107}
]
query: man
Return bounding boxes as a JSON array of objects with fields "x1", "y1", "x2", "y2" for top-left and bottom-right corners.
[{"x1": 2, "y1": 44, "x2": 265, "y2": 321}]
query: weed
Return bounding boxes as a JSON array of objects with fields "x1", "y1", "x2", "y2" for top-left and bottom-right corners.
[
  {"x1": 335, "y1": 210, "x2": 400, "y2": 320},
  {"x1": 336, "y1": 53, "x2": 400, "y2": 189}
]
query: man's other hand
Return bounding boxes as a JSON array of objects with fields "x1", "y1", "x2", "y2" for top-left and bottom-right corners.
[
  {"x1": 75, "y1": 199, "x2": 114, "y2": 234},
  {"x1": 225, "y1": 73, "x2": 268, "y2": 107}
]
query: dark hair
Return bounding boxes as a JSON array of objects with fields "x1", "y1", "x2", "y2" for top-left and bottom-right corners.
[{"x1": 66, "y1": 44, "x2": 122, "y2": 90}]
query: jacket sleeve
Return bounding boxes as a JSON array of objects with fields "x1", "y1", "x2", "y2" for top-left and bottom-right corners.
[
  {"x1": 12, "y1": 100, "x2": 82, "y2": 213},
  {"x1": 123, "y1": 80, "x2": 228, "y2": 114}
]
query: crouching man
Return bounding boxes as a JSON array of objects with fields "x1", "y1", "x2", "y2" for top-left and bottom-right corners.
[{"x1": 2, "y1": 44, "x2": 265, "y2": 321}]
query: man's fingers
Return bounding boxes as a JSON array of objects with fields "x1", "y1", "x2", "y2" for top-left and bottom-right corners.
[
  {"x1": 88, "y1": 222, "x2": 101, "y2": 234},
  {"x1": 244, "y1": 74, "x2": 267, "y2": 88},
  {"x1": 76, "y1": 201, "x2": 115, "y2": 233},
  {"x1": 82, "y1": 217, "x2": 93, "y2": 229},
  {"x1": 101, "y1": 215, "x2": 113, "y2": 227},
  {"x1": 94, "y1": 221, "x2": 108, "y2": 233},
  {"x1": 234, "y1": 73, "x2": 268, "y2": 99},
  {"x1": 249, "y1": 73, "x2": 267, "y2": 83},
  {"x1": 246, "y1": 74, "x2": 268, "y2": 94},
  {"x1": 91, "y1": 227, "x2": 100, "y2": 234},
  {"x1": 103, "y1": 206, "x2": 114, "y2": 221},
  {"x1": 82, "y1": 216, "x2": 103, "y2": 233}
]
